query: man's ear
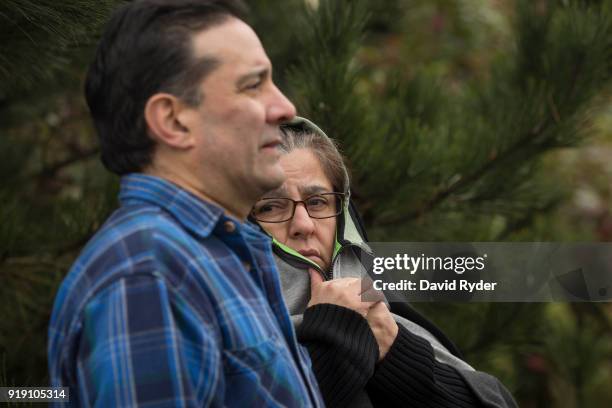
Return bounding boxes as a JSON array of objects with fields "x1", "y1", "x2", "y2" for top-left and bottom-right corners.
[{"x1": 144, "y1": 93, "x2": 195, "y2": 149}]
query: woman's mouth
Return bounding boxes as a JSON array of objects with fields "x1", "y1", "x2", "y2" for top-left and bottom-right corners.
[{"x1": 298, "y1": 249, "x2": 321, "y2": 260}]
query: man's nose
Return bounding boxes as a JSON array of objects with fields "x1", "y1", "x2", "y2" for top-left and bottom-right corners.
[
  {"x1": 289, "y1": 203, "x2": 315, "y2": 238},
  {"x1": 267, "y1": 84, "x2": 296, "y2": 124}
]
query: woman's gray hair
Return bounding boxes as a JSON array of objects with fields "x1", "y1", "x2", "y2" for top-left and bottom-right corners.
[{"x1": 279, "y1": 125, "x2": 349, "y2": 194}]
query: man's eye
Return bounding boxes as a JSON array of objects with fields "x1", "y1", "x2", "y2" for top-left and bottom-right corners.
[{"x1": 244, "y1": 81, "x2": 262, "y2": 90}]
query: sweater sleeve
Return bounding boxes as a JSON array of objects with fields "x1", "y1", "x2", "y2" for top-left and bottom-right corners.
[
  {"x1": 297, "y1": 303, "x2": 379, "y2": 407},
  {"x1": 367, "y1": 324, "x2": 482, "y2": 407}
]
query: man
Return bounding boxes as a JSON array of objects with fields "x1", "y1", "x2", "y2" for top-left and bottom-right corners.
[{"x1": 47, "y1": 1, "x2": 324, "y2": 406}]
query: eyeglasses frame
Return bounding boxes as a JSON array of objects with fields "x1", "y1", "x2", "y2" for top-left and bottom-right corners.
[{"x1": 252, "y1": 192, "x2": 346, "y2": 223}]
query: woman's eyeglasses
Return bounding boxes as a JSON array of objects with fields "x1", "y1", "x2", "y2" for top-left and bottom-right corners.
[{"x1": 252, "y1": 192, "x2": 345, "y2": 223}]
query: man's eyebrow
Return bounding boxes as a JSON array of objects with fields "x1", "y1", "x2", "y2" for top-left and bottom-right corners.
[{"x1": 236, "y1": 67, "x2": 269, "y2": 88}]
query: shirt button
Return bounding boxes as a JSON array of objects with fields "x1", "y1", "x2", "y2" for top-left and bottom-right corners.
[
  {"x1": 224, "y1": 221, "x2": 236, "y2": 233},
  {"x1": 242, "y1": 261, "x2": 251, "y2": 270}
]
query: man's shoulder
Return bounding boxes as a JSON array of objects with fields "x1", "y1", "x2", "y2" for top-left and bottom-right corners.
[
  {"x1": 102, "y1": 202, "x2": 185, "y2": 236},
  {"x1": 89, "y1": 203, "x2": 199, "y2": 256},
  {"x1": 62, "y1": 204, "x2": 203, "y2": 300}
]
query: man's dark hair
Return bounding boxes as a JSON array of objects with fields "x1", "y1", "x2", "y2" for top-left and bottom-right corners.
[{"x1": 85, "y1": 0, "x2": 247, "y2": 175}]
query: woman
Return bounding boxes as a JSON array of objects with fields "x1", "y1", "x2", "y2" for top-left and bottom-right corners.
[{"x1": 251, "y1": 117, "x2": 517, "y2": 408}]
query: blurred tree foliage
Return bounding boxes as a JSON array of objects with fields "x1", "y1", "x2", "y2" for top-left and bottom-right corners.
[
  {"x1": 0, "y1": 0, "x2": 120, "y2": 386},
  {"x1": 1, "y1": 0, "x2": 611, "y2": 406}
]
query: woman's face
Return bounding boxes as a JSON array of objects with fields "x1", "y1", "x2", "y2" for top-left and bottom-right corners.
[{"x1": 258, "y1": 148, "x2": 337, "y2": 270}]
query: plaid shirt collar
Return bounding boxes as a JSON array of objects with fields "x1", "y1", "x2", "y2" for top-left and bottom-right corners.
[{"x1": 119, "y1": 173, "x2": 227, "y2": 240}]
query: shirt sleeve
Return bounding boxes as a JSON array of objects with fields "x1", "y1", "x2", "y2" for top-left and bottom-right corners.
[{"x1": 75, "y1": 273, "x2": 221, "y2": 407}]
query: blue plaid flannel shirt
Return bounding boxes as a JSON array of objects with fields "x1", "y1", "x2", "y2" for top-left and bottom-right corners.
[{"x1": 48, "y1": 174, "x2": 323, "y2": 407}]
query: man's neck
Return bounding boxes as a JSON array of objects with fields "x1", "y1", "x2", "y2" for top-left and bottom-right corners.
[{"x1": 143, "y1": 165, "x2": 249, "y2": 221}]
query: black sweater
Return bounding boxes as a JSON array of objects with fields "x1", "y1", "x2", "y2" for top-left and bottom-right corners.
[{"x1": 298, "y1": 303, "x2": 481, "y2": 407}]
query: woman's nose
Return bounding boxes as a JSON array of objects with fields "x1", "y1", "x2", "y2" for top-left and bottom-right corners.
[{"x1": 289, "y1": 203, "x2": 315, "y2": 238}]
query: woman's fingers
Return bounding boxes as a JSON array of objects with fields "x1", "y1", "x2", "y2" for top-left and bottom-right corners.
[
  {"x1": 308, "y1": 274, "x2": 377, "y2": 316},
  {"x1": 366, "y1": 301, "x2": 398, "y2": 361},
  {"x1": 308, "y1": 268, "x2": 325, "y2": 290}
]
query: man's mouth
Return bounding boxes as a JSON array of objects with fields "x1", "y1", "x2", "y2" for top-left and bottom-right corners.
[{"x1": 261, "y1": 138, "x2": 282, "y2": 150}]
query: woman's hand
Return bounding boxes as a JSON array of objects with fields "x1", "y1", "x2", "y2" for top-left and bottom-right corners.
[
  {"x1": 307, "y1": 269, "x2": 397, "y2": 360},
  {"x1": 366, "y1": 302, "x2": 398, "y2": 361},
  {"x1": 307, "y1": 269, "x2": 375, "y2": 317}
]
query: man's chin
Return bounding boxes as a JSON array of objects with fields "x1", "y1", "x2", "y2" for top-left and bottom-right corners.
[{"x1": 256, "y1": 167, "x2": 286, "y2": 193}]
